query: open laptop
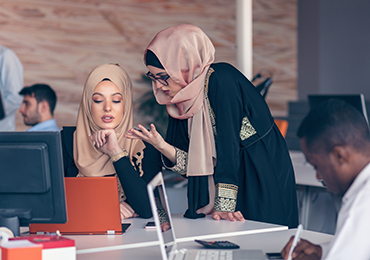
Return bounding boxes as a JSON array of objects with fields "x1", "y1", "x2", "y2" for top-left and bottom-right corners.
[
  {"x1": 147, "y1": 172, "x2": 267, "y2": 260},
  {"x1": 30, "y1": 177, "x2": 123, "y2": 235}
]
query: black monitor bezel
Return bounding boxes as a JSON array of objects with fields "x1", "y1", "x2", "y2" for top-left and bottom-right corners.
[{"x1": 0, "y1": 131, "x2": 67, "y2": 231}]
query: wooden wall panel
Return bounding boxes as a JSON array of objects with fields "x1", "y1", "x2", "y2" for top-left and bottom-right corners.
[{"x1": 0, "y1": 0, "x2": 296, "y2": 130}]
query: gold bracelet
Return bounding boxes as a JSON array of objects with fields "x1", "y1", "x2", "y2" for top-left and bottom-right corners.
[{"x1": 110, "y1": 150, "x2": 128, "y2": 162}]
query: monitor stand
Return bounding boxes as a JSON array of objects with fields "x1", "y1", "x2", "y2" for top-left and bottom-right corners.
[{"x1": 0, "y1": 209, "x2": 31, "y2": 237}]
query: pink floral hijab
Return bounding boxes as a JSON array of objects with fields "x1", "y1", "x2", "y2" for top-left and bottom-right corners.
[{"x1": 145, "y1": 24, "x2": 216, "y2": 176}]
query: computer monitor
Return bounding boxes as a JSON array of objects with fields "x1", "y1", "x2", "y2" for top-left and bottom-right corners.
[
  {"x1": 0, "y1": 131, "x2": 67, "y2": 237},
  {"x1": 308, "y1": 94, "x2": 369, "y2": 123}
]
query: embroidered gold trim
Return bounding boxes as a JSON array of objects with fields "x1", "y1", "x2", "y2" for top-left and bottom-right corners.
[
  {"x1": 116, "y1": 175, "x2": 127, "y2": 203},
  {"x1": 110, "y1": 150, "x2": 129, "y2": 162},
  {"x1": 239, "y1": 116, "x2": 257, "y2": 141},
  {"x1": 214, "y1": 183, "x2": 238, "y2": 212},
  {"x1": 204, "y1": 67, "x2": 217, "y2": 140},
  {"x1": 156, "y1": 197, "x2": 169, "y2": 224},
  {"x1": 162, "y1": 147, "x2": 187, "y2": 175},
  {"x1": 133, "y1": 150, "x2": 144, "y2": 177}
]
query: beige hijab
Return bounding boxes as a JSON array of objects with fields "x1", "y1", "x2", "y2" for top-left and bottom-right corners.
[
  {"x1": 73, "y1": 63, "x2": 145, "y2": 177},
  {"x1": 145, "y1": 24, "x2": 216, "y2": 176}
]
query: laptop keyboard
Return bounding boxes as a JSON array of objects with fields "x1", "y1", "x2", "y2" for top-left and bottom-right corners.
[{"x1": 183, "y1": 250, "x2": 233, "y2": 260}]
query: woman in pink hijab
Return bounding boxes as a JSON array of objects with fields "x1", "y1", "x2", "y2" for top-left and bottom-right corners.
[{"x1": 127, "y1": 24, "x2": 298, "y2": 228}]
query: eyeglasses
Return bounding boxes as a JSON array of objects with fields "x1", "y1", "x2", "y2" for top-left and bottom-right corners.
[{"x1": 146, "y1": 71, "x2": 170, "y2": 86}]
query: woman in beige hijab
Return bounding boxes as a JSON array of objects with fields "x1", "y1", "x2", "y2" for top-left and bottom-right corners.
[
  {"x1": 127, "y1": 24, "x2": 299, "y2": 228},
  {"x1": 61, "y1": 63, "x2": 163, "y2": 221}
]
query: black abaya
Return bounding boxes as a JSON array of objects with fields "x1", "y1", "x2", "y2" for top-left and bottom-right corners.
[{"x1": 165, "y1": 63, "x2": 299, "y2": 228}]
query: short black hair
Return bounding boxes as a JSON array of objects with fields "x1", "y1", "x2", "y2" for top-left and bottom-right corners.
[
  {"x1": 297, "y1": 98, "x2": 370, "y2": 153},
  {"x1": 19, "y1": 84, "x2": 57, "y2": 115}
]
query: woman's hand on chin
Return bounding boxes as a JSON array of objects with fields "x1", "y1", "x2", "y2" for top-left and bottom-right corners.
[{"x1": 89, "y1": 129, "x2": 122, "y2": 157}]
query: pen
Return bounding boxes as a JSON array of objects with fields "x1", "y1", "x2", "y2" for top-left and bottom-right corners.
[{"x1": 287, "y1": 224, "x2": 303, "y2": 260}]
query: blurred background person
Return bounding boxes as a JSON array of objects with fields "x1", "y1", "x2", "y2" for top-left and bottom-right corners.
[
  {"x1": 19, "y1": 83, "x2": 59, "y2": 131},
  {"x1": 0, "y1": 45, "x2": 23, "y2": 131}
]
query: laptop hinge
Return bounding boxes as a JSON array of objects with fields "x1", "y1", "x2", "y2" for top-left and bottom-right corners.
[{"x1": 107, "y1": 230, "x2": 115, "y2": 235}]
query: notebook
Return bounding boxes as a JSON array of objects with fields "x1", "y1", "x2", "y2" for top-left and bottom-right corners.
[
  {"x1": 147, "y1": 172, "x2": 268, "y2": 260},
  {"x1": 30, "y1": 177, "x2": 123, "y2": 235}
]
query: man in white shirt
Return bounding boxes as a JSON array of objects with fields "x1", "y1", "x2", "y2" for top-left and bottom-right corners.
[
  {"x1": 19, "y1": 84, "x2": 60, "y2": 131},
  {"x1": 281, "y1": 99, "x2": 370, "y2": 260},
  {"x1": 0, "y1": 45, "x2": 23, "y2": 131}
]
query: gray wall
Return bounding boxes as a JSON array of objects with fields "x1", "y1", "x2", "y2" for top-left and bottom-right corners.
[{"x1": 298, "y1": 0, "x2": 370, "y2": 100}]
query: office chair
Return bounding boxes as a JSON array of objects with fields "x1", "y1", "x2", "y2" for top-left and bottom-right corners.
[
  {"x1": 252, "y1": 69, "x2": 273, "y2": 99},
  {"x1": 274, "y1": 119, "x2": 288, "y2": 138}
]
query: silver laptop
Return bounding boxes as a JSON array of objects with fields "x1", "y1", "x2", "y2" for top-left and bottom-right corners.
[{"x1": 147, "y1": 172, "x2": 267, "y2": 260}]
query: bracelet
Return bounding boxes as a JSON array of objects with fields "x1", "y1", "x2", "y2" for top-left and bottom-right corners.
[{"x1": 110, "y1": 150, "x2": 129, "y2": 162}]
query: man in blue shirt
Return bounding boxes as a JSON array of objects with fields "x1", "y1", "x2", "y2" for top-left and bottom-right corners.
[{"x1": 19, "y1": 84, "x2": 60, "y2": 131}]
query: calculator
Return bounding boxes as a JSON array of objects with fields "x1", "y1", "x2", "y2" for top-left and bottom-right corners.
[{"x1": 194, "y1": 239, "x2": 240, "y2": 249}]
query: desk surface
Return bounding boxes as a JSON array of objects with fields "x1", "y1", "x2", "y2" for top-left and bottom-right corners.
[
  {"x1": 68, "y1": 152, "x2": 324, "y2": 258},
  {"x1": 74, "y1": 228, "x2": 333, "y2": 260},
  {"x1": 68, "y1": 214, "x2": 287, "y2": 255}
]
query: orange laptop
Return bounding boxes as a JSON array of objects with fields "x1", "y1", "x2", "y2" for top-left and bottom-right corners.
[{"x1": 30, "y1": 177, "x2": 123, "y2": 235}]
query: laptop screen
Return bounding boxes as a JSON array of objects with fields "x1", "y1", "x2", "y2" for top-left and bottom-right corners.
[
  {"x1": 147, "y1": 172, "x2": 176, "y2": 260},
  {"x1": 147, "y1": 172, "x2": 270, "y2": 260}
]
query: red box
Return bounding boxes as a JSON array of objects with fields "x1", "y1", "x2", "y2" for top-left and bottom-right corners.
[
  {"x1": 9, "y1": 235, "x2": 75, "y2": 260},
  {"x1": 1, "y1": 240, "x2": 42, "y2": 260}
]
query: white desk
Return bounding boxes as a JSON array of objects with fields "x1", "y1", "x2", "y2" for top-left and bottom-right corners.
[
  {"x1": 68, "y1": 214, "x2": 287, "y2": 255},
  {"x1": 73, "y1": 227, "x2": 333, "y2": 260},
  {"x1": 178, "y1": 228, "x2": 333, "y2": 257}
]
